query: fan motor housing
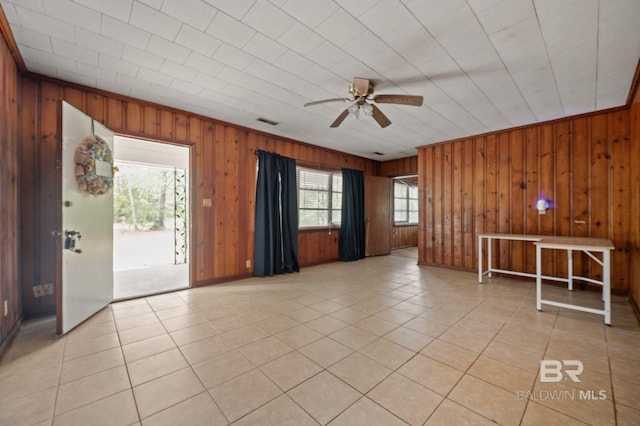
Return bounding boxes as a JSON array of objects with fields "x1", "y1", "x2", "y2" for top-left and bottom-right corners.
[{"x1": 350, "y1": 77, "x2": 374, "y2": 98}]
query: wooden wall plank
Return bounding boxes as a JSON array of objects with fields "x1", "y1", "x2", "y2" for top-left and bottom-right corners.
[
  {"x1": 462, "y1": 140, "x2": 474, "y2": 269},
  {"x1": 555, "y1": 121, "x2": 571, "y2": 278},
  {"x1": 524, "y1": 127, "x2": 540, "y2": 274},
  {"x1": 433, "y1": 145, "x2": 444, "y2": 265},
  {"x1": 485, "y1": 135, "x2": 498, "y2": 268},
  {"x1": 572, "y1": 117, "x2": 591, "y2": 278},
  {"x1": 473, "y1": 138, "x2": 486, "y2": 271},
  {"x1": 609, "y1": 110, "x2": 631, "y2": 289},
  {"x1": 497, "y1": 133, "x2": 511, "y2": 271},
  {"x1": 510, "y1": 130, "x2": 525, "y2": 273},
  {"x1": 452, "y1": 141, "x2": 463, "y2": 267}
]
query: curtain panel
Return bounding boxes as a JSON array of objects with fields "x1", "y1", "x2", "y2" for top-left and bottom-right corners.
[
  {"x1": 339, "y1": 168, "x2": 365, "y2": 261},
  {"x1": 254, "y1": 151, "x2": 299, "y2": 276}
]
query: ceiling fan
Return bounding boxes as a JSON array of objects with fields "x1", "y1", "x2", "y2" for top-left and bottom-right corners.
[{"x1": 304, "y1": 77, "x2": 423, "y2": 128}]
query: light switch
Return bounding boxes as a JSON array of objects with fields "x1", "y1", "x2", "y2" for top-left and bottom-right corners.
[{"x1": 203, "y1": 198, "x2": 212, "y2": 207}]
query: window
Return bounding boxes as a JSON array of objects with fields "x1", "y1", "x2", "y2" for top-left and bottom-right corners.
[
  {"x1": 297, "y1": 167, "x2": 342, "y2": 228},
  {"x1": 394, "y1": 180, "x2": 418, "y2": 224}
]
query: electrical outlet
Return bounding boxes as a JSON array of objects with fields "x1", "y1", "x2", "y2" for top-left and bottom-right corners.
[
  {"x1": 245, "y1": 259, "x2": 251, "y2": 268},
  {"x1": 202, "y1": 198, "x2": 212, "y2": 207},
  {"x1": 3, "y1": 300, "x2": 7, "y2": 317},
  {"x1": 43, "y1": 283, "x2": 54, "y2": 295},
  {"x1": 33, "y1": 284, "x2": 44, "y2": 297}
]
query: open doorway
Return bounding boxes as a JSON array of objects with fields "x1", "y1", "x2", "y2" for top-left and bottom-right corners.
[{"x1": 113, "y1": 137, "x2": 190, "y2": 299}]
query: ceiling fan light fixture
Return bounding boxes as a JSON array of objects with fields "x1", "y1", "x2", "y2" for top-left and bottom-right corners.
[
  {"x1": 362, "y1": 102, "x2": 373, "y2": 117},
  {"x1": 348, "y1": 102, "x2": 360, "y2": 118}
]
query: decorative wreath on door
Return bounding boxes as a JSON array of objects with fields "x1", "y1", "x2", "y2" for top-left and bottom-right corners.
[{"x1": 74, "y1": 135, "x2": 117, "y2": 196}]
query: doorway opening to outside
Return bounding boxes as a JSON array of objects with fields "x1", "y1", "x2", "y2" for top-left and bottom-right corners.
[{"x1": 113, "y1": 137, "x2": 190, "y2": 299}]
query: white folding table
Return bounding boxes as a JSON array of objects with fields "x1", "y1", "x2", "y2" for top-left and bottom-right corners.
[
  {"x1": 534, "y1": 237, "x2": 614, "y2": 325},
  {"x1": 477, "y1": 233, "x2": 614, "y2": 324}
]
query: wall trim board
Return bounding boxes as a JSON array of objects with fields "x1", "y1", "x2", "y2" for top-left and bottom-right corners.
[
  {"x1": 417, "y1": 104, "x2": 631, "y2": 151},
  {"x1": 0, "y1": 6, "x2": 25, "y2": 72},
  {"x1": 23, "y1": 72, "x2": 384, "y2": 167},
  {"x1": 625, "y1": 58, "x2": 640, "y2": 106},
  {"x1": 0, "y1": 317, "x2": 21, "y2": 360}
]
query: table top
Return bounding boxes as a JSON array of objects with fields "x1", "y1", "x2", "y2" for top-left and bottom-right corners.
[{"x1": 478, "y1": 233, "x2": 615, "y2": 250}]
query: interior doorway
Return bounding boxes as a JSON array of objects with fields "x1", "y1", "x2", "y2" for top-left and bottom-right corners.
[{"x1": 112, "y1": 137, "x2": 190, "y2": 299}]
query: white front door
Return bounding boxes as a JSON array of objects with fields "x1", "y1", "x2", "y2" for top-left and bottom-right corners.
[{"x1": 59, "y1": 102, "x2": 114, "y2": 334}]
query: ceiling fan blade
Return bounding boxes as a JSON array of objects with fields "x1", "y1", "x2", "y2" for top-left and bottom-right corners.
[
  {"x1": 330, "y1": 109, "x2": 350, "y2": 128},
  {"x1": 304, "y1": 98, "x2": 349, "y2": 107},
  {"x1": 373, "y1": 94, "x2": 423, "y2": 106},
  {"x1": 370, "y1": 104, "x2": 391, "y2": 128}
]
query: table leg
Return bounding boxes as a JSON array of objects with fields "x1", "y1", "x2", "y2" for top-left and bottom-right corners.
[
  {"x1": 487, "y1": 238, "x2": 492, "y2": 278},
  {"x1": 478, "y1": 235, "x2": 483, "y2": 283},
  {"x1": 536, "y1": 244, "x2": 542, "y2": 311},
  {"x1": 567, "y1": 249, "x2": 573, "y2": 291},
  {"x1": 603, "y1": 249, "x2": 611, "y2": 325}
]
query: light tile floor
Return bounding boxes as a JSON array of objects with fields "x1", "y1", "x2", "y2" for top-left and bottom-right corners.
[{"x1": 1, "y1": 248, "x2": 639, "y2": 425}]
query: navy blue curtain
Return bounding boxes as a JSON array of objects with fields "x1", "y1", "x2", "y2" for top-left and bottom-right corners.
[
  {"x1": 254, "y1": 151, "x2": 299, "y2": 276},
  {"x1": 339, "y1": 168, "x2": 365, "y2": 261}
]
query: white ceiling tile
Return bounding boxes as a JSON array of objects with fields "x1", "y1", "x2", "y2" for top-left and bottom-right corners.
[
  {"x1": 193, "y1": 73, "x2": 227, "y2": 92},
  {"x1": 242, "y1": 1, "x2": 296, "y2": 39},
  {"x1": 314, "y1": 9, "x2": 367, "y2": 47},
  {"x1": 23, "y1": 46, "x2": 76, "y2": 72},
  {"x1": 11, "y1": 27, "x2": 52, "y2": 52},
  {"x1": 77, "y1": 61, "x2": 117, "y2": 82},
  {"x1": 281, "y1": 0, "x2": 339, "y2": 29},
  {"x1": 75, "y1": 28, "x2": 123, "y2": 58},
  {"x1": 51, "y1": 38, "x2": 99, "y2": 65},
  {"x1": 146, "y1": 35, "x2": 190, "y2": 63},
  {"x1": 175, "y1": 25, "x2": 221, "y2": 57},
  {"x1": 99, "y1": 54, "x2": 139, "y2": 77},
  {"x1": 273, "y1": 50, "x2": 314, "y2": 76},
  {"x1": 129, "y1": 2, "x2": 182, "y2": 41},
  {"x1": 101, "y1": 15, "x2": 151, "y2": 50},
  {"x1": 242, "y1": 33, "x2": 287, "y2": 63},
  {"x1": 185, "y1": 52, "x2": 225, "y2": 77},
  {"x1": 334, "y1": 0, "x2": 382, "y2": 18},
  {"x1": 56, "y1": 69, "x2": 96, "y2": 87},
  {"x1": 201, "y1": 0, "x2": 254, "y2": 20},
  {"x1": 73, "y1": 0, "x2": 133, "y2": 22},
  {"x1": 137, "y1": 67, "x2": 173, "y2": 86},
  {"x1": 359, "y1": 0, "x2": 415, "y2": 36},
  {"x1": 137, "y1": 0, "x2": 162, "y2": 8},
  {"x1": 244, "y1": 58, "x2": 284, "y2": 82},
  {"x1": 116, "y1": 74, "x2": 152, "y2": 92},
  {"x1": 206, "y1": 11, "x2": 255, "y2": 49},
  {"x1": 535, "y1": 0, "x2": 598, "y2": 114},
  {"x1": 161, "y1": 60, "x2": 198, "y2": 82},
  {"x1": 161, "y1": 0, "x2": 217, "y2": 31},
  {"x1": 42, "y1": 0, "x2": 101, "y2": 32},
  {"x1": 14, "y1": 5, "x2": 75, "y2": 43},
  {"x1": 404, "y1": 0, "x2": 467, "y2": 26},
  {"x1": 170, "y1": 78, "x2": 202, "y2": 95},
  {"x1": 277, "y1": 22, "x2": 325, "y2": 56},
  {"x1": 217, "y1": 66, "x2": 253, "y2": 87},
  {"x1": 211, "y1": 43, "x2": 255, "y2": 70},
  {"x1": 475, "y1": 0, "x2": 535, "y2": 35},
  {"x1": 122, "y1": 45, "x2": 163, "y2": 70}
]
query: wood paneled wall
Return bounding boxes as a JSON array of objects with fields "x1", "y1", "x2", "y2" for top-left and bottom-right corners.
[
  {"x1": 0, "y1": 26, "x2": 21, "y2": 351},
  {"x1": 392, "y1": 226, "x2": 418, "y2": 249},
  {"x1": 19, "y1": 77, "x2": 379, "y2": 316},
  {"x1": 630, "y1": 75, "x2": 640, "y2": 308},
  {"x1": 418, "y1": 109, "x2": 634, "y2": 292},
  {"x1": 379, "y1": 156, "x2": 417, "y2": 177}
]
